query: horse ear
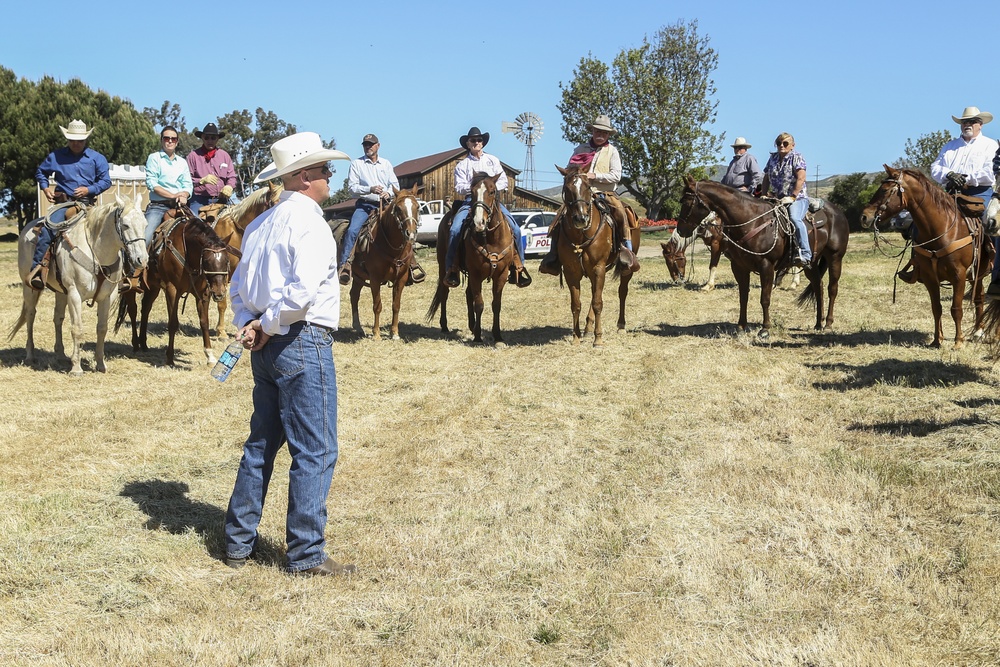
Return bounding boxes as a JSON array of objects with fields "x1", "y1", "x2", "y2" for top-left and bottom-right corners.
[
  {"x1": 883, "y1": 163, "x2": 892, "y2": 174},
  {"x1": 491, "y1": 173, "x2": 502, "y2": 185},
  {"x1": 392, "y1": 185, "x2": 400, "y2": 196},
  {"x1": 115, "y1": 194, "x2": 125, "y2": 207},
  {"x1": 557, "y1": 165, "x2": 567, "y2": 177},
  {"x1": 683, "y1": 174, "x2": 696, "y2": 188}
]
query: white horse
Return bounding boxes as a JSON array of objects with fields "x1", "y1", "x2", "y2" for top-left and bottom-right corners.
[
  {"x1": 8, "y1": 196, "x2": 149, "y2": 375},
  {"x1": 988, "y1": 195, "x2": 999, "y2": 234}
]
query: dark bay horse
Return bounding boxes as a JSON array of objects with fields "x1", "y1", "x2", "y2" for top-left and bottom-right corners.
[
  {"x1": 10, "y1": 196, "x2": 148, "y2": 375},
  {"x1": 348, "y1": 184, "x2": 421, "y2": 340},
  {"x1": 860, "y1": 165, "x2": 993, "y2": 349},
  {"x1": 204, "y1": 184, "x2": 283, "y2": 343},
  {"x1": 427, "y1": 173, "x2": 517, "y2": 345},
  {"x1": 116, "y1": 215, "x2": 234, "y2": 366},
  {"x1": 554, "y1": 165, "x2": 641, "y2": 346},
  {"x1": 677, "y1": 176, "x2": 849, "y2": 338}
]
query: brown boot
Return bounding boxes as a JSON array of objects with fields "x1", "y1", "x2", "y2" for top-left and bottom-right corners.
[
  {"x1": 26, "y1": 265, "x2": 44, "y2": 290},
  {"x1": 443, "y1": 266, "x2": 461, "y2": 288},
  {"x1": 338, "y1": 261, "x2": 352, "y2": 285},
  {"x1": 508, "y1": 264, "x2": 532, "y2": 287},
  {"x1": 539, "y1": 226, "x2": 561, "y2": 276},
  {"x1": 618, "y1": 246, "x2": 640, "y2": 273}
]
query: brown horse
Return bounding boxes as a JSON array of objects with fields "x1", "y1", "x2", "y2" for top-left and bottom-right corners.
[
  {"x1": 204, "y1": 184, "x2": 283, "y2": 342},
  {"x1": 553, "y1": 165, "x2": 641, "y2": 346},
  {"x1": 677, "y1": 176, "x2": 849, "y2": 339},
  {"x1": 860, "y1": 165, "x2": 993, "y2": 349},
  {"x1": 661, "y1": 212, "x2": 725, "y2": 289},
  {"x1": 116, "y1": 215, "x2": 234, "y2": 365},
  {"x1": 427, "y1": 173, "x2": 517, "y2": 345},
  {"x1": 347, "y1": 184, "x2": 421, "y2": 340}
]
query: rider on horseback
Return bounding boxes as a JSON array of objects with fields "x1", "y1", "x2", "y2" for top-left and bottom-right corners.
[
  {"x1": 187, "y1": 122, "x2": 240, "y2": 218},
  {"x1": 539, "y1": 114, "x2": 640, "y2": 276},
  {"x1": 759, "y1": 132, "x2": 812, "y2": 268},
  {"x1": 339, "y1": 133, "x2": 425, "y2": 285},
  {"x1": 443, "y1": 127, "x2": 531, "y2": 288},
  {"x1": 28, "y1": 119, "x2": 111, "y2": 290},
  {"x1": 143, "y1": 126, "x2": 194, "y2": 247}
]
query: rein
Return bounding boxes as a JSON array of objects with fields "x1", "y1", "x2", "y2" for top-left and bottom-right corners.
[
  {"x1": 682, "y1": 182, "x2": 783, "y2": 257},
  {"x1": 469, "y1": 189, "x2": 514, "y2": 274}
]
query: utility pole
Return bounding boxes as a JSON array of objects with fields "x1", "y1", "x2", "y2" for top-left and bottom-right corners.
[{"x1": 814, "y1": 165, "x2": 821, "y2": 194}]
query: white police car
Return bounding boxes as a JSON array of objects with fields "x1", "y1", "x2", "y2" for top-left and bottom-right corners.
[{"x1": 512, "y1": 210, "x2": 557, "y2": 256}]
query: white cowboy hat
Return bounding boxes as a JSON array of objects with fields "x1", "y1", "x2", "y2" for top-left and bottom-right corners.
[
  {"x1": 60, "y1": 119, "x2": 94, "y2": 140},
  {"x1": 730, "y1": 136, "x2": 752, "y2": 148},
  {"x1": 253, "y1": 132, "x2": 350, "y2": 183},
  {"x1": 585, "y1": 114, "x2": 617, "y2": 134},
  {"x1": 952, "y1": 106, "x2": 994, "y2": 125}
]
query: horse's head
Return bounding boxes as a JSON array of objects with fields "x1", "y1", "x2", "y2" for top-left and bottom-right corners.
[
  {"x1": 860, "y1": 164, "x2": 906, "y2": 230},
  {"x1": 386, "y1": 184, "x2": 421, "y2": 244},
  {"x1": 469, "y1": 172, "x2": 501, "y2": 233},
  {"x1": 185, "y1": 218, "x2": 231, "y2": 303},
  {"x1": 661, "y1": 238, "x2": 686, "y2": 282},
  {"x1": 676, "y1": 174, "x2": 711, "y2": 237},
  {"x1": 557, "y1": 164, "x2": 594, "y2": 229},
  {"x1": 115, "y1": 194, "x2": 150, "y2": 272}
]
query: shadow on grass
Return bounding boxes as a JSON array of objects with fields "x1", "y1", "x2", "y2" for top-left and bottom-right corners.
[
  {"x1": 847, "y1": 414, "x2": 994, "y2": 437},
  {"x1": 120, "y1": 479, "x2": 284, "y2": 567},
  {"x1": 808, "y1": 358, "x2": 987, "y2": 391}
]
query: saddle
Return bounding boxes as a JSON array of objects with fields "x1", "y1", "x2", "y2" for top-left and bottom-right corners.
[
  {"x1": 198, "y1": 203, "x2": 226, "y2": 223},
  {"x1": 354, "y1": 207, "x2": 381, "y2": 259},
  {"x1": 956, "y1": 193, "x2": 985, "y2": 218}
]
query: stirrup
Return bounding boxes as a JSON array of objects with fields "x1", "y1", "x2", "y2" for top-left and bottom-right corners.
[
  {"x1": 539, "y1": 250, "x2": 561, "y2": 276},
  {"x1": 27, "y1": 265, "x2": 44, "y2": 290},
  {"x1": 443, "y1": 267, "x2": 461, "y2": 288},
  {"x1": 409, "y1": 263, "x2": 426, "y2": 284},
  {"x1": 338, "y1": 263, "x2": 352, "y2": 285}
]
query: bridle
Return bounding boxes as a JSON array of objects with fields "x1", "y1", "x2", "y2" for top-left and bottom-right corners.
[
  {"x1": 377, "y1": 195, "x2": 419, "y2": 253},
  {"x1": 867, "y1": 178, "x2": 907, "y2": 229}
]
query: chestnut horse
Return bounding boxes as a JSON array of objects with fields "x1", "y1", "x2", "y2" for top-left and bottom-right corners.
[
  {"x1": 204, "y1": 184, "x2": 283, "y2": 342},
  {"x1": 347, "y1": 184, "x2": 421, "y2": 340},
  {"x1": 116, "y1": 215, "x2": 234, "y2": 365},
  {"x1": 9, "y1": 197, "x2": 148, "y2": 375},
  {"x1": 677, "y1": 176, "x2": 849, "y2": 339},
  {"x1": 860, "y1": 165, "x2": 993, "y2": 349},
  {"x1": 427, "y1": 173, "x2": 517, "y2": 345},
  {"x1": 554, "y1": 165, "x2": 641, "y2": 346}
]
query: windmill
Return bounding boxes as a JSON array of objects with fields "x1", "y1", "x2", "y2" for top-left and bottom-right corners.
[{"x1": 501, "y1": 112, "x2": 543, "y2": 191}]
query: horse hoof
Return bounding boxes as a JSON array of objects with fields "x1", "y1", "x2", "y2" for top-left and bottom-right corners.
[
  {"x1": 757, "y1": 329, "x2": 770, "y2": 341},
  {"x1": 70, "y1": 369, "x2": 84, "y2": 377},
  {"x1": 392, "y1": 334, "x2": 401, "y2": 341},
  {"x1": 494, "y1": 341, "x2": 507, "y2": 349}
]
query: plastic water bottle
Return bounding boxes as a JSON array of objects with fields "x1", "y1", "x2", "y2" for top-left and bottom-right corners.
[{"x1": 211, "y1": 340, "x2": 244, "y2": 382}]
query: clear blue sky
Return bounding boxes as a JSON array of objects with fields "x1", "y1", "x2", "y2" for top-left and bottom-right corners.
[{"x1": 3, "y1": 1, "x2": 995, "y2": 192}]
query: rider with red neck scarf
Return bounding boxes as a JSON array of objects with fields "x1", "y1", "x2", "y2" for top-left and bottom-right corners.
[
  {"x1": 539, "y1": 114, "x2": 639, "y2": 276},
  {"x1": 187, "y1": 122, "x2": 239, "y2": 218}
]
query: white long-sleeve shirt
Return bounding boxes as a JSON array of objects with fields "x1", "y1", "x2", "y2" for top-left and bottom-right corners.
[
  {"x1": 931, "y1": 134, "x2": 999, "y2": 188},
  {"x1": 348, "y1": 155, "x2": 399, "y2": 203},
  {"x1": 230, "y1": 190, "x2": 340, "y2": 335},
  {"x1": 454, "y1": 152, "x2": 508, "y2": 196}
]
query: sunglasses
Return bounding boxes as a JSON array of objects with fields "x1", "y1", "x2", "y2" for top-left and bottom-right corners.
[
  {"x1": 777, "y1": 141, "x2": 791, "y2": 147},
  {"x1": 961, "y1": 118, "x2": 981, "y2": 125},
  {"x1": 299, "y1": 163, "x2": 333, "y2": 178},
  {"x1": 467, "y1": 138, "x2": 484, "y2": 144},
  {"x1": 162, "y1": 136, "x2": 179, "y2": 142}
]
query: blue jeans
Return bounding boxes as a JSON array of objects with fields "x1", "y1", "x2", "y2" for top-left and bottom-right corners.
[
  {"x1": 32, "y1": 205, "x2": 70, "y2": 267},
  {"x1": 144, "y1": 201, "x2": 171, "y2": 246},
  {"x1": 789, "y1": 198, "x2": 811, "y2": 261},
  {"x1": 190, "y1": 193, "x2": 239, "y2": 218},
  {"x1": 445, "y1": 198, "x2": 524, "y2": 269},
  {"x1": 224, "y1": 322, "x2": 339, "y2": 572},
  {"x1": 340, "y1": 202, "x2": 377, "y2": 264}
]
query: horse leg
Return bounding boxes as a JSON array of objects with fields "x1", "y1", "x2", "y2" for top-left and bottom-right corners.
[
  {"x1": 732, "y1": 266, "x2": 752, "y2": 332},
  {"x1": 592, "y1": 267, "x2": 607, "y2": 347},
  {"x1": 437, "y1": 284, "x2": 450, "y2": 334},
  {"x1": 216, "y1": 296, "x2": 229, "y2": 345},
  {"x1": 391, "y1": 277, "x2": 405, "y2": 341},
  {"x1": 924, "y1": 278, "x2": 944, "y2": 348},
  {"x1": 491, "y1": 274, "x2": 505, "y2": 346},
  {"x1": 123, "y1": 290, "x2": 140, "y2": 351},
  {"x1": 617, "y1": 268, "x2": 630, "y2": 332},
  {"x1": 95, "y1": 295, "x2": 111, "y2": 373},
  {"x1": 64, "y1": 288, "x2": 85, "y2": 375},
  {"x1": 759, "y1": 265, "x2": 775, "y2": 339},
  {"x1": 972, "y1": 254, "x2": 990, "y2": 339},
  {"x1": 564, "y1": 268, "x2": 583, "y2": 345},
  {"x1": 370, "y1": 282, "x2": 384, "y2": 342},
  {"x1": 20, "y1": 285, "x2": 41, "y2": 364},
  {"x1": 163, "y1": 284, "x2": 180, "y2": 366},
  {"x1": 198, "y1": 298, "x2": 217, "y2": 365},
  {"x1": 53, "y1": 293, "x2": 67, "y2": 359},
  {"x1": 702, "y1": 246, "x2": 720, "y2": 291},
  {"x1": 139, "y1": 285, "x2": 160, "y2": 352},
  {"x1": 467, "y1": 280, "x2": 484, "y2": 343},
  {"x1": 949, "y1": 266, "x2": 967, "y2": 350},
  {"x1": 825, "y1": 256, "x2": 843, "y2": 330},
  {"x1": 350, "y1": 279, "x2": 366, "y2": 336}
]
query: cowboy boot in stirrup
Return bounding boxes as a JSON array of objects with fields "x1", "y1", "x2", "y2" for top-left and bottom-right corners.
[
  {"x1": 508, "y1": 264, "x2": 533, "y2": 288},
  {"x1": 618, "y1": 245, "x2": 640, "y2": 273},
  {"x1": 539, "y1": 225, "x2": 562, "y2": 276},
  {"x1": 26, "y1": 264, "x2": 44, "y2": 290},
  {"x1": 406, "y1": 249, "x2": 426, "y2": 285},
  {"x1": 443, "y1": 265, "x2": 461, "y2": 288},
  {"x1": 339, "y1": 260, "x2": 352, "y2": 285}
]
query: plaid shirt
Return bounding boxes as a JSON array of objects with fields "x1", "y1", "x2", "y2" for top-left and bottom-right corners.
[{"x1": 763, "y1": 150, "x2": 807, "y2": 199}]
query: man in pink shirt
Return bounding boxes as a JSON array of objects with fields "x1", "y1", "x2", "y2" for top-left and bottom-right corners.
[{"x1": 187, "y1": 122, "x2": 239, "y2": 218}]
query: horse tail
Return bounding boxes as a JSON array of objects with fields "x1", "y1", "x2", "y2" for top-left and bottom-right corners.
[
  {"x1": 983, "y1": 299, "x2": 1000, "y2": 358},
  {"x1": 425, "y1": 283, "x2": 446, "y2": 323},
  {"x1": 795, "y1": 277, "x2": 817, "y2": 309},
  {"x1": 114, "y1": 292, "x2": 128, "y2": 333},
  {"x1": 6, "y1": 306, "x2": 27, "y2": 342}
]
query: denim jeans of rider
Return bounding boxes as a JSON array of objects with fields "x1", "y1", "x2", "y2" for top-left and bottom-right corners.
[
  {"x1": 340, "y1": 202, "x2": 378, "y2": 264},
  {"x1": 446, "y1": 198, "x2": 524, "y2": 268},
  {"x1": 189, "y1": 193, "x2": 240, "y2": 218},
  {"x1": 144, "y1": 201, "x2": 171, "y2": 246},
  {"x1": 789, "y1": 198, "x2": 811, "y2": 261},
  {"x1": 224, "y1": 323, "x2": 339, "y2": 572}
]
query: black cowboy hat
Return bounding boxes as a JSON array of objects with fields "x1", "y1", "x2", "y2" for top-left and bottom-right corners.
[
  {"x1": 194, "y1": 122, "x2": 226, "y2": 139},
  {"x1": 460, "y1": 126, "x2": 489, "y2": 150}
]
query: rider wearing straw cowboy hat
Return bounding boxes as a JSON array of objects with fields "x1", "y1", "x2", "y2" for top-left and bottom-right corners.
[
  {"x1": 920, "y1": 106, "x2": 1000, "y2": 290},
  {"x1": 539, "y1": 114, "x2": 640, "y2": 276},
  {"x1": 28, "y1": 119, "x2": 111, "y2": 289},
  {"x1": 721, "y1": 136, "x2": 762, "y2": 193},
  {"x1": 226, "y1": 131, "x2": 357, "y2": 577}
]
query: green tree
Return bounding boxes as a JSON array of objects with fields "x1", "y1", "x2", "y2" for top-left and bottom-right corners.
[
  {"x1": 892, "y1": 129, "x2": 952, "y2": 176},
  {"x1": 0, "y1": 68, "x2": 157, "y2": 226},
  {"x1": 557, "y1": 20, "x2": 722, "y2": 219},
  {"x1": 826, "y1": 172, "x2": 877, "y2": 231}
]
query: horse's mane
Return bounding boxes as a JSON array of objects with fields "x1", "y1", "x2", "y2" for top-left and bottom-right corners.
[
  {"x1": 82, "y1": 200, "x2": 128, "y2": 234},
  {"x1": 898, "y1": 168, "x2": 955, "y2": 211},
  {"x1": 470, "y1": 171, "x2": 496, "y2": 188},
  {"x1": 219, "y1": 185, "x2": 279, "y2": 223},
  {"x1": 184, "y1": 215, "x2": 227, "y2": 250}
]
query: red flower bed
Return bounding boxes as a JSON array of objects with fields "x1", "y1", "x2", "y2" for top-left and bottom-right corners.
[{"x1": 638, "y1": 218, "x2": 677, "y2": 231}]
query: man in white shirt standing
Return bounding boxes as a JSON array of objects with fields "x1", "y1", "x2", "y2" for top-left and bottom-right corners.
[{"x1": 224, "y1": 131, "x2": 356, "y2": 577}]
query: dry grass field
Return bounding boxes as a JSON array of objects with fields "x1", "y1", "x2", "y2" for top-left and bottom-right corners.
[{"x1": 2, "y1": 223, "x2": 1000, "y2": 666}]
